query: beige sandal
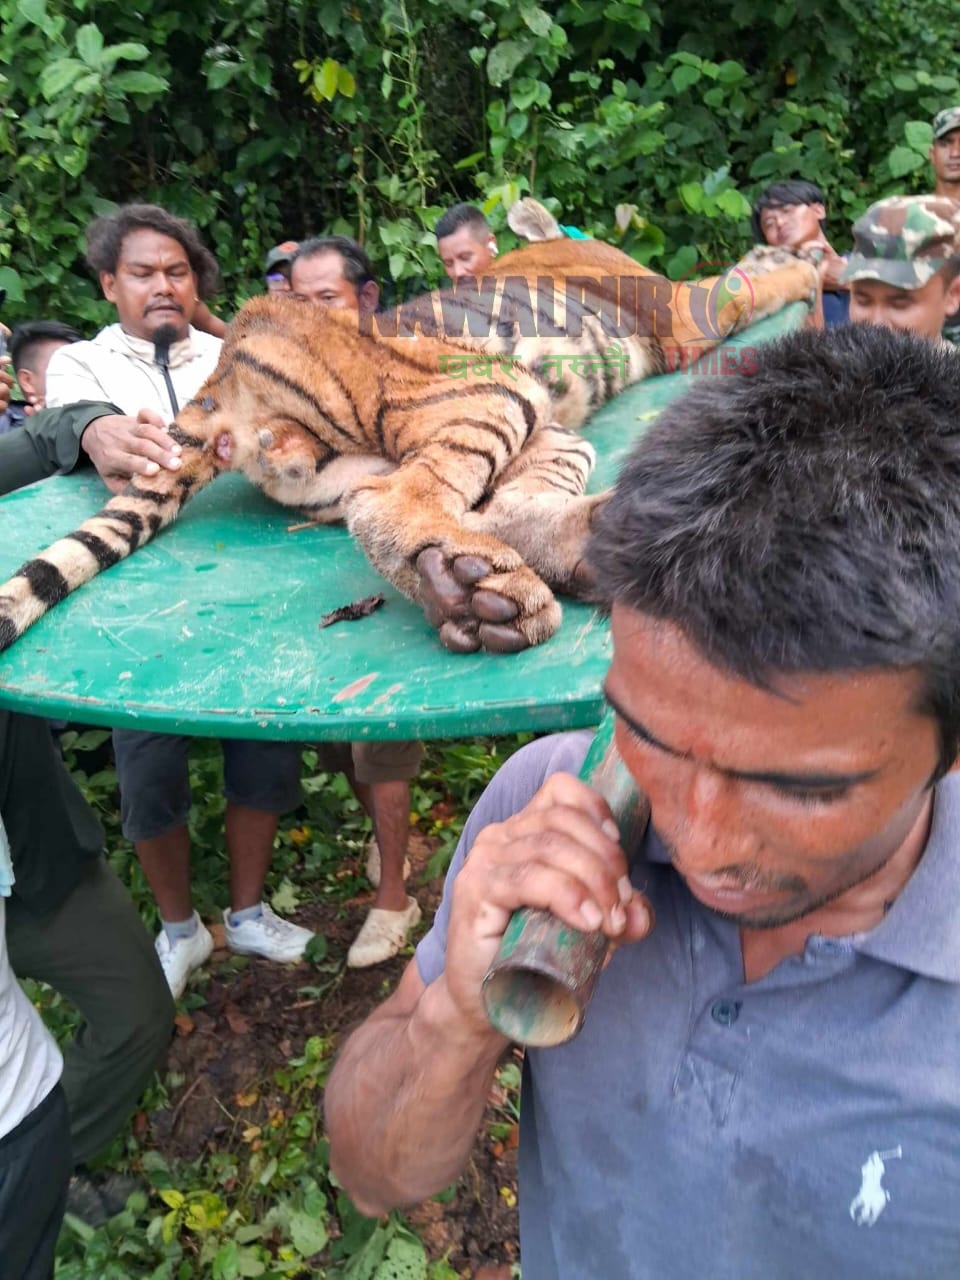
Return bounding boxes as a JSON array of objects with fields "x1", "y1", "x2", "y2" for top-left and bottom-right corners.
[
  {"x1": 347, "y1": 896, "x2": 422, "y2": 968},
  {"x1": 364, "y1": 837, "x2": 411, "y2": 888}
]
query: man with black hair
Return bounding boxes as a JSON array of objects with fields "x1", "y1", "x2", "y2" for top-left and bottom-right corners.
[
  {"x1": 43, "y1": 203, "x2": 311, "y2": 998},
  {"x1": 435, "y1": 203, "x2": 498, "y2": 283},
  {"x1": 289, "y1": 236, "x2": 381, "y2": 314},
  {"x1": 0, "y1": 320, "x2": 82, "y2": 433},
  {"x1": 327, "y1": 324, "x2": 960, "y2": 1278},
  {"x1": 751, "y1": 178, "x2": 850, "y2": 325},
  {"x1": 289, "y1": 234, "x2": 424, "y2": 969}
]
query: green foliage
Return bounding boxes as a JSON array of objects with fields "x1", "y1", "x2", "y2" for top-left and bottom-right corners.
[
  {"x1": 44, "y1": 732, "x2": 530, "y2": 1275},
  {"x1": 1, "y1": 0, "x2": 955, "y2": 330}
]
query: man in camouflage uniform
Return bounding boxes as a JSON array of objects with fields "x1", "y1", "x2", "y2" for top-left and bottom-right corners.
[
  {"x1": 841, "y1": 195, "x2": 960, "y2": 343},
  {"x1": 928, "y1": 109, "x2": 960, "y2": 343},
  {"x1": 930, "y1": 106, "x2": 960, "y2": 201}
]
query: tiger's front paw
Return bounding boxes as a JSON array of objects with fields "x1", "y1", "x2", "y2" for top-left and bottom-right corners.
[{"x1": 415, "y1": 547, "x2": 561, "y2": 654}]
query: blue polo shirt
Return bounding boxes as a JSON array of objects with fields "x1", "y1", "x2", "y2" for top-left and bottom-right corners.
[{"x1": 417, "y1": 733, "x2": 960, "y2": 1279}]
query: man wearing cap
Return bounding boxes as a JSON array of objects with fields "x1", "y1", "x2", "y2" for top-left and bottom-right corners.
[
  {"x1": 841, "y1": 195, "x2": 960, "y2": 342},
  {"x1": 930, "y1": 107, "x2": 960, "y2": 201},
  {"x1": 928, "y1": 109, "x2": 960, "y2": 343},
  {"x1": 264, "y1": 241, "x2": 300, "y2": 293}
]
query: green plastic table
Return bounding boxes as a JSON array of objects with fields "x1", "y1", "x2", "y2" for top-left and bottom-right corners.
[{"x1": 0, "y1": 307, "x2": 806, "y2": 740}]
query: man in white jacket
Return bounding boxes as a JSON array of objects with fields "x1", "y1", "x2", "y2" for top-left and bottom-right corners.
[{"x1": 45, "y1": 204, "x2": 310, "y2": 999}]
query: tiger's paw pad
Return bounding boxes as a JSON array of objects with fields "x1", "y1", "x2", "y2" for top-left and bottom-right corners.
[{"x1": 415, "y1": 547, "x2": 558, "y2": 654}]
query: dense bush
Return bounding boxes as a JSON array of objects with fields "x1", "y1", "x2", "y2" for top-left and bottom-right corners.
[{"x1": 1, "y1": 0, "x2": 956, "y2": 326}]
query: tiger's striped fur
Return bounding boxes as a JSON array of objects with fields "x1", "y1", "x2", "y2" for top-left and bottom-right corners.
[
  {"x1": 0, "y1": 297, "x2": 598, "y2": 654},
  {"x1": 382, "y1": 215, "x2": 821, "y2": 433},
  {"x1": 0, "y1": 228, "x2": 819, "y2": 655}
]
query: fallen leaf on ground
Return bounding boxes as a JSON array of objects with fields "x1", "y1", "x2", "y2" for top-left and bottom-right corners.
[
  {"x1": 320, "y1": 593, "x2": 385, "y2": 627},
  {"x1": 224, "y1": 1003, "x2": 252, "y2": 1035},
  {"x1": 174, "y1": 1013, "x2": 195, "y2": 1037}
]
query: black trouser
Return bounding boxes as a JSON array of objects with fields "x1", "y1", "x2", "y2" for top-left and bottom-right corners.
[
  {"x1": 7, "y1": 858, "x2": 175, "y2": 1165},
  {"x1": 0, "y1": 1085, "x2": 71, "y2": 1279}
]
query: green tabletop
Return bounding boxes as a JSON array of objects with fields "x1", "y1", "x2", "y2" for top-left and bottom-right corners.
[{"x1": 0, "y1": 307, "x2": 806, "y2": 740}]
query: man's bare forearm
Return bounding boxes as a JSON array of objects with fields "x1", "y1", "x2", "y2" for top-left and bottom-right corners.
[{"x1": 326, "y1": 972, "x2": 507, "y2": 1216}]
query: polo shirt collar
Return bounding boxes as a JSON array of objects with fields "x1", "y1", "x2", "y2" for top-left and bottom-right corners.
[
  {"x1": 641, "y1": 773, "x2": 960, "y2": 984},
  {"x1": 855, "y1": 774, "x2": 960, "y2": 983}
]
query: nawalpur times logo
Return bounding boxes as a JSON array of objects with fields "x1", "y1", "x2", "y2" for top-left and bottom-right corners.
[
  {"x1": 666, "y1": 259, "x2": 758, "y2": 375},
  {"x1": 364, "y1": 261, "x2": 759, "y2": 378}
]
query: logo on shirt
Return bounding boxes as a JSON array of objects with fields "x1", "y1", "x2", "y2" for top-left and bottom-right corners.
[{"x1": 849, "y1": 1146, "x2": 902, "y2": 1227}]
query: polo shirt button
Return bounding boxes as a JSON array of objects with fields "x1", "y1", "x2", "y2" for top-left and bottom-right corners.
[{"x1": 711, "y1": 999, "x2": 741, "y2": 1026}]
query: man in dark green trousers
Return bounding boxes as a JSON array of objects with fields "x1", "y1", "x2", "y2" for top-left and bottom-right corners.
[{"x1": 1, "y1": 709, "x2": 175, "y2": 1221}]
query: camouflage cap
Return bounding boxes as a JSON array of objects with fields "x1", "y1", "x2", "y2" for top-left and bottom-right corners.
[
  {"x1": 839, "y1": 196, "x2": 960, "y2": 289},
  {"x1": 933, "y1": 106, "x2": 960, "y2": 140}
]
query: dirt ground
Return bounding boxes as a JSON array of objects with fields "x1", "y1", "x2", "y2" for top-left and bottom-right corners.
[{"x1": 149, "y1": 832, "x2": 520, "y2": 1276}]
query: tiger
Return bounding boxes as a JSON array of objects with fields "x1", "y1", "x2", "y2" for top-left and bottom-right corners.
[{"x1": 0, "y1": 214, "x2": 819, "y2": 656}]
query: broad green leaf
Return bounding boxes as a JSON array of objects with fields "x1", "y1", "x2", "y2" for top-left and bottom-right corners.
[
  {"x1": 105, "y1": 41, "x2": 149, "y2": 62},
  {"x1": 904, "y1": 120, "x2": 933, "y2": 151},
  {"x1": 338, "y1": 65, "x2": 356, "y2": 98},
  {"x1": 388, "y1": 252, "x2": 406, "y2": 280},
  {"x1": 510, "y1": 77, "x2": 540, "y2": 112},
  {"x1": 112, "y1": 70, "x2": 168, "y2": 95},
  {"x1": 888, "y1": 145, "x2": 925, "y2": 178},
  {"x1": 519, "y1": 2, "x2": 552, "y2": 37},
  {"x1": 891, "y1": 72, "x2": 916, "y2": 92},
  {"x1": 716, "y1": 187, "x2": 750, "y2": 217},
  {"x1": 17, "y1": 0, "x2": 47, "y2": 25},
  {"x1": 381, "y1": 72, "x2": 393, "y2": 100},
  {"x1": 376, "y1": 1229, "x2": 428, "y2": 1279},
  {"x1": 666, "y1": 244, "x2": 700, "y2": 279},
  {"x1": 213, "y1": 1240, "x2": 241, "y2": 1280},
  {"x1": 316, "y1": 57, "x2": 339, "y2": 100},
  {"x1": 159, "y1": 1189, "x2": 185, "y2": 1210},
  {"x1": 57, "y1": 147, "x2": 88, "y2": 178},
  {"x1": 289, "y1": 1209, "x2": 329, "y2": 1258},
  {"x1": 931, "y1": 74, "x2": 959, "y2": 92},
  {"x1": 716, "y1": 59, "x2": 745, "y2": 84},
  {"x1": 208, "y1": 61, "x2": 238, "y2": 90},
  {"x1": 487, "y1": 39, "x2": 529, "y2": 87},
  {"x1": 271, "y1": 878, "x2": 300, "y2": 914},
  {"x1": 39, "y1": 57, "x2": 86, "y2": 100},
  {"x1": 75, "y1": 23, "x2": 104, "y2": 68},
  {"x1": 507, "y1": 112, "x2": 528, "y2": 139},
  {"x1": 677, "y1": 180, "x2": 703, "y2": 212},
  {"x1": 671, "y1": 64, "x2": 701, "y2": 93},
  {"x1": 0, "y1": 268, "x2": 25, "y2": 303}
]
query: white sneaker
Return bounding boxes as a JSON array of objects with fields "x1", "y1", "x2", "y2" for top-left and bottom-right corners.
[
  {"x1": 347, "y1": 896, "x2": 422, "y2": 969},
  {"x1": 155, "y1": 916, "x2": 214, "y2": 1000},
  {"x1": 364, "y1": 837, "x2": 412, "y2": 888},
  {"x1": 223, "y1": 902, "x2": 313, "y2": 963}
]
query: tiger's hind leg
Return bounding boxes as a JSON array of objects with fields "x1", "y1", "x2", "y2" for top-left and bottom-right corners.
[
  {"x1": 464, "y1": 427, "x2": 604, "y2": 599},
  {"x1": 344, "y1": 451, "x2": 563, "y2": 655},
  {"x1": 0, "y1": 427, "x2": 227, "y2": 653}
]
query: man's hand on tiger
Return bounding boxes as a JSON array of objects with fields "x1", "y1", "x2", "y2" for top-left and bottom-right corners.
[{"x1": 81, "y1": 409, "x2": 183, "y2": 495}]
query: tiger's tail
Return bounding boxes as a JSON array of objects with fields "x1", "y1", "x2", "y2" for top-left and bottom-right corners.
[{"x1": 0, "y1": 443, "x2": 221, "y2": 653}]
